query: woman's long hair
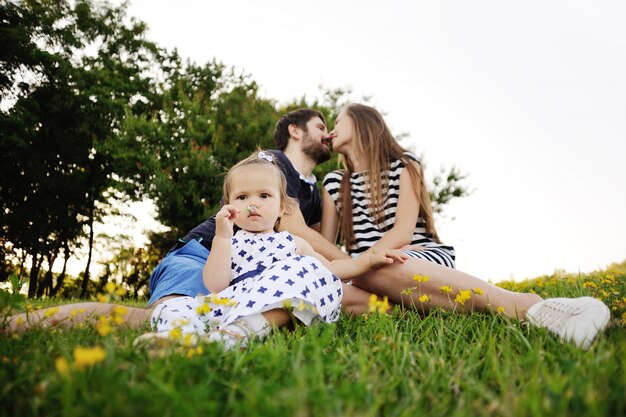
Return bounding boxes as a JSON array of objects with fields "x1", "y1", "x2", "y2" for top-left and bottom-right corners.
[{"x1": 338, "y1": 103, "x2": 440, "y2": 247}]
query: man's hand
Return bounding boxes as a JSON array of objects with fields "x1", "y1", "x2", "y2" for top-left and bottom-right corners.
[
  {"x1": 368, "y1": 249, "x2": 409, "y2": 269},
  {"x1": 215, "y1": 205, "x2": 238, "y2": 239}
]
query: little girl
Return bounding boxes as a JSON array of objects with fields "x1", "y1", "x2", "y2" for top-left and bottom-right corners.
[{"x1": 136, "y1": 151, "x2": 407, "y2": 349}]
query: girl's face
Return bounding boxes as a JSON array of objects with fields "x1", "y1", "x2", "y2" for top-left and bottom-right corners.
[
  {"x1": 227, "y1": 165, "x2": 285, "y2": 233},
  {"x1": 329, "y1": 110, "x2": 355, "y2": 154}
]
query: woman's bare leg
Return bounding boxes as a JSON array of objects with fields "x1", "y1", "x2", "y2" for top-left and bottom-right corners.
[{"x1": 352, "y1": 258, "x2": 542, "y2": 320}]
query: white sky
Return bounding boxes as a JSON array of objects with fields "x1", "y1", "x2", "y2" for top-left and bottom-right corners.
[{"x1": 116, "y1": 0, "x2": 626, "y2": 282}]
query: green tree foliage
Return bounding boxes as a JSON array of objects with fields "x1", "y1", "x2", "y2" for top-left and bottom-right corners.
[
  {"x1": 0, "y1": 0, "x2": 161, "y2": 297},
  {"x1": 119, "y1": 59, "x2": 280, "y2": 241}
]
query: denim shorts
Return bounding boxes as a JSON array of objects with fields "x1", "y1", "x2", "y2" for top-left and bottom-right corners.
[{"x1": 147, "y1": 239, "x2": 211, "y2": 306}]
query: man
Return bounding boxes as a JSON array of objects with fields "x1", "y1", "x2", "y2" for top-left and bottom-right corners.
[{"x1": 8, "y1": 108, "x2": 370, "y2": 333}]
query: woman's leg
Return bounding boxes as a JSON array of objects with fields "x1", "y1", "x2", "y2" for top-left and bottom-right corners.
[
  {"x1": 352, "y1": 258, "x2": 542, "y2": 320},
  {"x1": 352, "y1": 258, "x2": 610, "y2": 349}
]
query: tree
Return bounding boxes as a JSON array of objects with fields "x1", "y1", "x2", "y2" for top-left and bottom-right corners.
[{"x1": 0, "y1": 0, "x2": 162, "y2": 297}]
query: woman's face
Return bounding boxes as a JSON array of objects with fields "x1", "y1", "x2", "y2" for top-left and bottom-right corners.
[{"x1": 330, "y1": 110, "x2": 354, "y2": 154}]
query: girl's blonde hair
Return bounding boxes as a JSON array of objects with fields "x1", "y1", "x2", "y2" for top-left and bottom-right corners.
[
  {"x1": 337, "y1": 103, "x2": 440, "y2": 246},
  {"x1": 223, "y1": 150, "x2": 297, "y2": 231}
]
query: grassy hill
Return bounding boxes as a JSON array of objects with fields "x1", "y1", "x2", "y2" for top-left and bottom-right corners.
[{"x1": 1, "y1": 262, "x2": 624, "y2": 417}]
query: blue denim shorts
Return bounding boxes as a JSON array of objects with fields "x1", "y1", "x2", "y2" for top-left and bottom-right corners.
[{"x1": 147, "y1": 239, "x2": 211, "y2": 306}]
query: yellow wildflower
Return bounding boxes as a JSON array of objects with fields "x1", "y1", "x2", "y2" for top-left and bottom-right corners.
[
  {"x1": 455, "y1": 290, "x2": 472, "y2": 306},
  {"x1": 440, "y1": 285, "x2": 453, "y2": 293},
  {"x1": 196, "y1": 303, "x2": 212, "y2": 315},
  {"x1": 401, "y1": 287, "x2": 415, "y2": 296},
  {"x1": 78, "y1": 308, "x2": 85, "y2": 314},
  {"x1": 115, "y1": 288, "x2": 127, "y2": 297},
  {"x1": 105, "y1": 282, "x2": 117, "y2": 294},
  {"x1": 583, "y1": 281, "x2": 597, "y2": 289},
  {"x1": 15, "y1": 316, "x2": 25, "y2": 325},
  {"x1": 419, "y1": 294, "x2": 431, "y2": 303},
  {"x1": 97, "y1": 294, "x2": 108, "y2": 303},
  {"x1": 70, "y1": 309, "x2": 77, "y2": 318},
  {"x1": 473, "y1": 287, "x2": 484, "y2": 295},
  {"x1": 43, "y1": 307, "x2": 60, "y2": 318},
  {"x1": 497, "y1": 306, "x2": 505, "y2": 315},
  {"x1": 73, "y1": 346, "x2": 106, "y2": 370},
  {"x1": 55, "y1": 357, "x2": 71, "y2": 378},
  {"x1": 412, "y1": 274, "x2": 430, "y2": 283},
  {"x1": 96, "y1": 315, "x2": 112, "y2": 336},
  {"x1": 368, "y1": 295, "x2": 391, "y2": 314},
  {"x1": 169, "y1": 327, "x2": 182, "y2": 340}
]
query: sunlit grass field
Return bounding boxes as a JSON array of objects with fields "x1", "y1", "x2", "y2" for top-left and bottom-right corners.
[{"x1": 1, "y1": 262, "x2": 625, "y2": 417}]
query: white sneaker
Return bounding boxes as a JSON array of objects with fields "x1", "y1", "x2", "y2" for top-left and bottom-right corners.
[{"x1": 525, "y1": 297, "x2": 610, "y2": 350}]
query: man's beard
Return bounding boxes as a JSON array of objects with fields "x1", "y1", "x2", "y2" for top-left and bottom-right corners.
[{"x1": 301, "y1": 131, "x2": 331, "y2": 164}]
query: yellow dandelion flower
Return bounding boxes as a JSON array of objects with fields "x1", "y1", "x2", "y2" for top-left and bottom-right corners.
[
  {"x1": 96, "y1": 315, "x2": 112, "y2": 336},
  {"x1": 473, "y1": 288, "x2": 484, "y2": 295},
  {"x1": 113, "y1": 305, "x2": 127, "y2": 316},
  {"x1": 583, "y1": 281, "x2": 597, "y2": 289},
  {"x1": 105, "y1": 282, "x2": 117, "y2": 294},
  {"x1": 401, "y1": 287, "x2": 414, "y2": 296},
  {"x1": 55, "y1": 357, "x2": 71, "y2": 378},
  {"x1": 440, "y1": 285, "x2": 453, "y2": 293},
  {"x1": 455, "y1": 290, "x2": 472, "y2": 306},
  {"x1": 379, "y1": 296, "x2": 391, "y2": 314},
  {"x1": 15, "y1": 316, "x2": 25, "y2": 325},
  {"x1": 70, "y1": 309, "x2": 77, "y2": 317},
  {"x1": 73, "y1": 346, "x2": 106, "y2": 370},
  {"x1": 183, "y1": 334, "x2": 195, "y2": 346},
  {"x1": 78, "y1": 308, "x2": 85, "y2": 314},
  {"x1": 423, "y1": 275, "x2": 429, "y2": 282},
  {"x1": 497, "y1": 306, "x2": 505, "y2": 315},
  {"x1": 43, "y1": 307, "x2": 60, "y2": 318},
  {"x1": 419, "y1": 294, "x2": 431, "y2": 303},
  {"x1": 97, "y1": 294, "x2": 108, "y2": 303},
  {"x1": 368, "y1": 294, "x2": 379, "y2": 312},
  {"x1": 169, "y1": 327, "x2": 182, "y2": 340},
  {"x1": 115, "y1": 288, "x2": 127, "y2": 297},
  {"x1": 196, "y1": 303, "x2": 212, "y2": 315},
  {"x1": 413, "y1": 274, "x2": 423, "y2": 282}
]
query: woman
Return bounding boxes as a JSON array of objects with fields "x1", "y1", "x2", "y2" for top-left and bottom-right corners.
[{"x1": 321, "y1": 103, "x2": 610, "y2": 350}]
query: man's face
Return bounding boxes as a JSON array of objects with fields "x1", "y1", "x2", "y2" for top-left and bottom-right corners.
[{"x1": 301, "y1": 116, "x2": 332, "y2": 164}]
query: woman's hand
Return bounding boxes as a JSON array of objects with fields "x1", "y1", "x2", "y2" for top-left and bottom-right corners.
[
  {"x1": 215, "y1": 205, "x2": 238, "y2": 239},
  {"x1": 368, "y1": 249, "x2": 409, "y2": 269}
]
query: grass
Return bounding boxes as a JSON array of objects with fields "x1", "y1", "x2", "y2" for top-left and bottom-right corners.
[{"x1": 1, "y1": 263, "x2": 625, "y2": 417}]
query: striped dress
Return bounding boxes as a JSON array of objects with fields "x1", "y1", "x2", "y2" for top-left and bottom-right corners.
[{"x1": 323, "y1": 152, "x2": 456, "y2": 268}]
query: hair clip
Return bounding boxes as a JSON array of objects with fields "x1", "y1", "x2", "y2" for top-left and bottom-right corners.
[{"x1": 258, "y1": 151, "x2": 274, "y2": 162}]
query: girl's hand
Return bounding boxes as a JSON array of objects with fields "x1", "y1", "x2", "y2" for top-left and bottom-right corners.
[
  {"x1": 215, "y1": 205, "x2": 238, "y2": 238},
  {"x1": 368, "y1": 249, "x2": 409, "y2": 269}
]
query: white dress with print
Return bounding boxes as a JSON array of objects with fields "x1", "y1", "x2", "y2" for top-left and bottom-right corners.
[{"x1": 151, "y1": 230, "x2": 342, "y2": 334}]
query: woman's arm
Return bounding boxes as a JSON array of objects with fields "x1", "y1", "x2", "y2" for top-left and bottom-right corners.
[
  {"x1": 278, "y1": 206, "x2": 349, "y2": 260},
  {"x1": 368, "y1": 161, "x2": 421, "y2": 253},
  {"x1": 294, "y1": 236, "x2": 407, "y2": 282},
  {"x1": 320, "y1": 187, "x2": 340, "y2": 243},
  {"x1": 203, "y1": 206, "x2": 236, "y2": 293}
]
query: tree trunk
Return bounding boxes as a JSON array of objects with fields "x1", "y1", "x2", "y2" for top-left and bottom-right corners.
[
  {"x1": 80, "y1": 199, "x2": 96, "y2": 298},
  {"x1": 27, "y1": 253, "x2": 42, "y2": 298},
  {"x1": 51, "y1": 242, "x2": 70, "y2": 297}
]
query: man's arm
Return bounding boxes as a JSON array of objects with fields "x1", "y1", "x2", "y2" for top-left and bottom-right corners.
[{"x1": 279, "y1": 206, "x2": 350, "y2": 260}]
